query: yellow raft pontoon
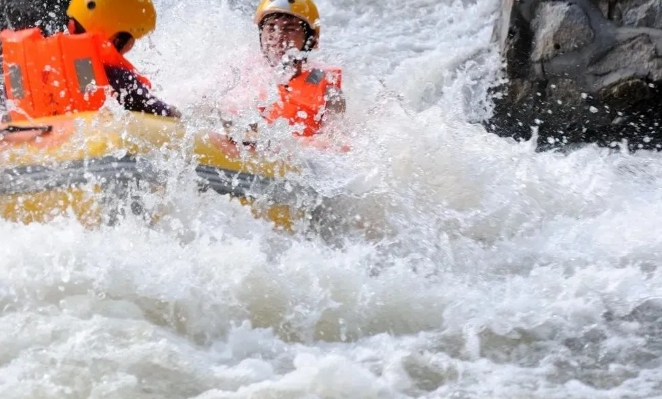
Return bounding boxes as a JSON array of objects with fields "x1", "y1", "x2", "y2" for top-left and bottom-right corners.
[{"x1": 0, "y1": 109, "x2": 318, "y2": 230}]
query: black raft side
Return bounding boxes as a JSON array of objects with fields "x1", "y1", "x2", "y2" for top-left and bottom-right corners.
[{"x1": 0, "y1": 155, "x2": 276, "y2": 199}]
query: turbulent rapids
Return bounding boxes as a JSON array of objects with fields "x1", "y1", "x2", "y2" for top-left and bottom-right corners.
[{"x1": 0, "y1": 0, "x2": 662, "y2": 398}]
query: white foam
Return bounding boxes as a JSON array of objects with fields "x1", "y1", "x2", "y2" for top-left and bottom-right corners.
[{"x1": 1, "y1": 0, "x2": 662, "y2": 397}]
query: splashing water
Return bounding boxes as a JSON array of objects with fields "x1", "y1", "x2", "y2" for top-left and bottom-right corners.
[{"x1": 2, "y1": 0, "x2": 662, "y2": 398}]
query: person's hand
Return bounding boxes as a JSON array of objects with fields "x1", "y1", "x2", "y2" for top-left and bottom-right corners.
[{"x1": 169, "y1": 105, "x2": 182, "y2": 118}]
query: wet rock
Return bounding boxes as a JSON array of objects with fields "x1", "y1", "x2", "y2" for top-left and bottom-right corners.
[
  {"x1": 486, "y1": 0, "x2": 662, "y2": 151},
  {"x1": 530, "y1": 3, "x2": 594, "y2": 62},
  {"x1": 617, "y1": 0, "x2": 662, "y2": 28},
  {"x1": 0, "y1": 0, "x2": 71, "y2": 35}
]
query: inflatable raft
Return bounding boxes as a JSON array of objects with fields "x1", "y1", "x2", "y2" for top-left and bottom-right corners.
[{"x1": 0, "y1": 109, "x2": 315, "y2": 230}]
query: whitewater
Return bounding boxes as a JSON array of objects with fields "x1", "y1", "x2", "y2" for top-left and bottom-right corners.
[{"x1": 1, "y1": 0, "x2": 662, "y2": 397}]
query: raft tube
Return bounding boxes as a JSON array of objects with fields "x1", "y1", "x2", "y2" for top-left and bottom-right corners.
[{"x1": 0, "y1": 109, "x2": 317, "y2": 230}]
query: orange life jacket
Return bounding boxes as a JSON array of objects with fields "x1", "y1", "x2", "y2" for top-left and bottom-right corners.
[
  {"x1": 0, "y1": 28, "x2": 152, "y2": 121},
  {"x1": 260, "y1": 66, "x2": 342, "y2": 137}
]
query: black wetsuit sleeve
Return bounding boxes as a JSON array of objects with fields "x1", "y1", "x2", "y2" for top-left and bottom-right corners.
[{"x1": 104, "y1": 65, "x2": 177, "y2": 117}]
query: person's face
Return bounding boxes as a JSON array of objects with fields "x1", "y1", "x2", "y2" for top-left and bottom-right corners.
[
  {"x1": 111, "y1": 33, "x2": 135, "y2": 55},
  {"x1": 260, "y1": 14, "x2": 308, "y2": 66}
]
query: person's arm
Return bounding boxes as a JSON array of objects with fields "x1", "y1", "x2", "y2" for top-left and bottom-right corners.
[{"x1": 104, "y1": 66, "x2": 181, "y2": 118}]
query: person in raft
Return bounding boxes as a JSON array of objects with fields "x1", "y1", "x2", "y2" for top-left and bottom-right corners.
[
  {"x1": 0, "y1": 0, "x2": 181, "y2": 121},
  {"x1": 214, "y1": 0, "x2": 346, "y2": 141},
  {"x1": 254, "y1": 0, "x2": 346, "y2": 137}
]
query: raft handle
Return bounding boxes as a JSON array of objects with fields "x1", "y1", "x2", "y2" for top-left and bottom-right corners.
[{"x1": 0, "y1": 124, "x2": 53, "y2": 138}]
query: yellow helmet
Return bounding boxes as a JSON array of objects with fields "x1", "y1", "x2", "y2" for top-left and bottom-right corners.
[
  {"x1": 67, "y1": 0, "x2": 156, "y2": 41},
  {"x1": 254, "y1": 0, "x2": 320, "y2": 48}
]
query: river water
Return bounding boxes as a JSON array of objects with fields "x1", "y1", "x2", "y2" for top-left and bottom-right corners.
[{"x1": 1, "y1": 0, "x2": 662, "y2": 398}]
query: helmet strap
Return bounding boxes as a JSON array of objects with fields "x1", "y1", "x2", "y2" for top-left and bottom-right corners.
[{"x1": 300, "y1": 21, "x2": 316, "y2": 51}]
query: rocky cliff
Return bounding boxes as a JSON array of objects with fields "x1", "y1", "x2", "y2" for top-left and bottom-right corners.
[{"x1": 487, "y1": 0, "x2": 662, "y2": 151}]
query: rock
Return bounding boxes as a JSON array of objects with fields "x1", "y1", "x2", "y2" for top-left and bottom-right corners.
[
  {"x1": 486, "y1": 0, "x2": 662, "y2": 151},
  {"x1": 530, "y1": 3, "x2": 594, "y2": 62},
  {"x1": 617, "y1": 0, "x2": 662, "y2": 28},
  {"x1": 0, "y1": 0, "x2": 71, "y2": 35}
]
